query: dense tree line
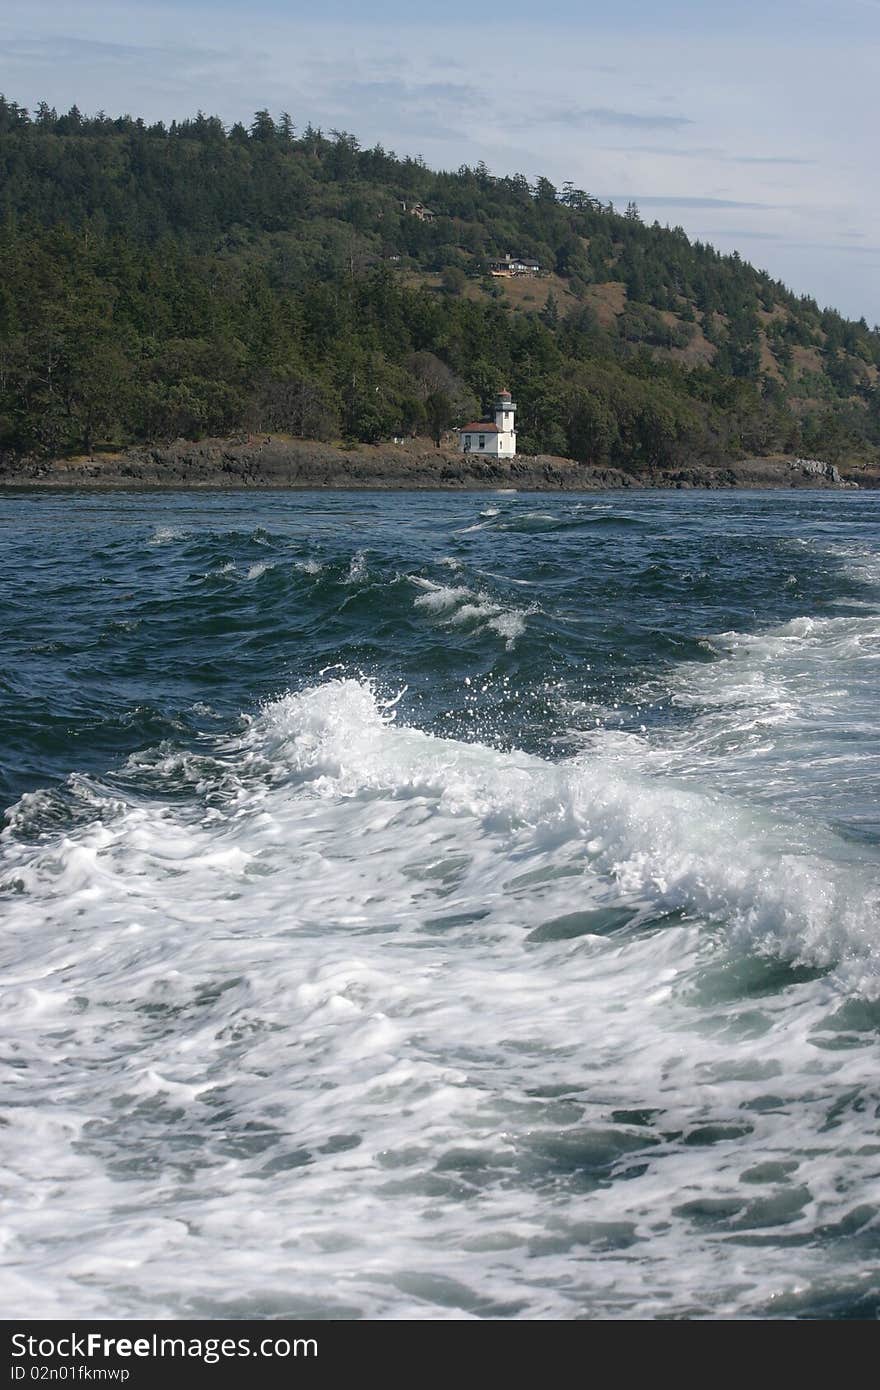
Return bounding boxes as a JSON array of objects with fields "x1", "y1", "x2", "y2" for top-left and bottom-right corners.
[{"x1": 1, "y1": 96, "x2": 878, "y2": 470}]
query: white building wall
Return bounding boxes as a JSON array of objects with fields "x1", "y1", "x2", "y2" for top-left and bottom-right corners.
[
  {"x1": 460, "y1": 432, "x2": 503, "y2": 456},
  {"x1": 459, "y1": 402, "x2": 516, "y2": 456},
  {"x1": 459, "y1": 430, "x2": 517, "y2": 456},
  {"x1": 494, "y1": 403, "x2": 515, "y2": 454}
]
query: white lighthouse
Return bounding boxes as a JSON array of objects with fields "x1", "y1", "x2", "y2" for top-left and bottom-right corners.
[{"x1": 459, "y1": 389, "x2": 517, "y2": 457}]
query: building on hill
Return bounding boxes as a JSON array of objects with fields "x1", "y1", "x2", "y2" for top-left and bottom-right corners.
[
  {"x1": 399, "y1": 200, "x2": 436, "y2": 222},
  {"x1": 489, "y1": 253, "x2": 541, "y2": 277},
  {"x1": 459, "y1": 390, "x2": 516, "y2": 457}
]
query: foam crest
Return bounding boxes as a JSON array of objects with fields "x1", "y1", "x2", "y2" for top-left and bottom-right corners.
[
  {"x1": 3, "y1": 678, "x2": 875, "y2": 980},
  {"x1": 3, "y1": 675, "x2": 880, "y2": 1319},
  {"x1": 236, "y1": 680, "x2": 879, "y2": 976},
  {"x1": 148, "y1": 526, "x2": 185, "y2": 546},
  {"x1": 345, "y1": 550, "x2": 367, "y2": 583},
  {"x1": 411, "y1": 577, "x2": 533, "y2": 649},
  {"x1": 658, "y1": 609, "x2": 880, "y2": 835}
]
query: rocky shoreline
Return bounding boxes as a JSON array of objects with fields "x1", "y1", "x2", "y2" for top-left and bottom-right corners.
[{"x1": 0, "y1": 436, "x2": 875, "y2": 490}]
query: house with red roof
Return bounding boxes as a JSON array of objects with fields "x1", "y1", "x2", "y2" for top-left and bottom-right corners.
[{"x1": 459, "y1": 390, "x2": 516, "y2": 457}]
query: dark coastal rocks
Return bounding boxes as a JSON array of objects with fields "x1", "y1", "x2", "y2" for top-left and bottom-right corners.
[{"x1": 0, "y1": 437, "x2": 874, "y2": 490}]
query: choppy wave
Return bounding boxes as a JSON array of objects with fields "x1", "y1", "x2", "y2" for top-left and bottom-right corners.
[
  {"x1": 652, "y1": 609, "x2": 880, "y2": 842},
  {"x1": 411, "y1": 577, "x2": 534, "y2": 648},
  {"x1": 148, "y1": 525, "x2": 187, "y2": 546},
  {"x1": 245, "y1": 560, "x2": 273, "y2": 581},
  {"x1": 2, "y1": 489, "x2": 880, "y2": 1320},
  {"x1": 2, "y1": 674, "x2": 880, "y2": 1317}
]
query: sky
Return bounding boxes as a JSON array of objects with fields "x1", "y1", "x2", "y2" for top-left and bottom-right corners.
[{"x1": 2, "y1": 0, "x2": 878, "y2": 324}]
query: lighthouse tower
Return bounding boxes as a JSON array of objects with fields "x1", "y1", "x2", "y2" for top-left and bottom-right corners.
[{"x1": 459, "y1": 389, "x2": 517, "y2": 457}]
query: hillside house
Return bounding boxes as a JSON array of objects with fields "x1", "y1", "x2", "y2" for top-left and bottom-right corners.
[
  {"x1": 489, "y1": 253, "x2": 541, "y2": 277},
  {"x1": 399, "y1": 200, "x2": 436, "y2": 222}
]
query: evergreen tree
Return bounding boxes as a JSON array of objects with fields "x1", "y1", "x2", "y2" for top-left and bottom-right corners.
[
  {"x1": 250, "y1": 110, "x2": 276, "y2": 142},
  {"x1": 541, "y1": 291, "x2": 559, "y2": 328}
]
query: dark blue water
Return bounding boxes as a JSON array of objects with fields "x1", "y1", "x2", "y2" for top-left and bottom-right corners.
[
  {"x1": 2, "y1": 489, "x2": 873, "y2": 805},
  {"x1": 2, "y1": 488, "x2": 879, "y2": 1319}
]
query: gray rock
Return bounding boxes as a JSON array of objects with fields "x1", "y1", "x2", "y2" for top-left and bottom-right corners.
[{"x1": 790, "y1": 457, "x2": 856, "y2": 486}]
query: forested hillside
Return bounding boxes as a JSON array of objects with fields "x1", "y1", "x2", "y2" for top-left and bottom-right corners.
[{"x1": 1, "y1": 96, "x2": 878, "y2": 473}]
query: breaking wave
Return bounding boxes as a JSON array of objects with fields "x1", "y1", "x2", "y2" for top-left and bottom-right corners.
[{"x1": 3, "y1": 489, "x2": 880, "y2": 1321}]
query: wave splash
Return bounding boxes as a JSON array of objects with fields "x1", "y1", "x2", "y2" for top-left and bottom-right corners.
[
  {"x1": 241, "y1": 679, "x2": 877, "y2": 975},
  {"x1": 3, "y1": 674, "x2": 877, "y2": 988},
  {"x1": 410, "y1": 577, "x2": 534, "y2": 648},
  {"x1": 2, "y1": 682, "x2": 880, "y2": 1316}
]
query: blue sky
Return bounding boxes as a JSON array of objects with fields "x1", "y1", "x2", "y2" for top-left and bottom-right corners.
[{"x1": 2, "y1": 0, "x2": 878, "y2": 323}]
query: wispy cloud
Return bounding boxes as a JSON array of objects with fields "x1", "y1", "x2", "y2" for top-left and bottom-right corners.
[
  {"x1": 344, "y1": 79, "x2": 477, "y2": 103},
  {"x1": 540, "y1": 106, "x2": 694, "y2": 130},
  {"x1": 605, "y1": 143, "x2": 814, "y2": 165},
  {"x1": 618, "y1": 195, "x2": 780, "y2": 210},
  {"x1": 786, "y1": 241, "x2": 880, "y2": 256},
  {"x1": 716, "y1": 228, "x2": 787, "y2": 241},
  {"x1": 325, "y1": 78, "x2": 477, "y2": 142},
  {"x1": 0, "y1": 35, "x2": 217, "y2": 64},
  {"x1": 733, "y1": 154, "x2": 816, "y2": 166}
]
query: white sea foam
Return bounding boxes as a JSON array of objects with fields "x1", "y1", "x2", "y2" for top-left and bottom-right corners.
[
  {"x1": 821, "y1": 541, "x2": 880, "y2": 591},
  {"x1": 412, "y1": 581, "x2": 472, "y2": 613},
  {"x1": 245, "y1": 561, "x2": 273, "y2": 581},
  {"x1": 246, "y1": 681, "x2": 879, "y2": 967},
  {"x1": 148, "y1": 526, "x2": 185, "y2": 546},
  {"x1": 346, "y1": 551, "x2": 367, "y2": 583},
  {"x1": 486, "y1": 609, "x2": 528, "y2": 643},
  {"x1": 411, "y1": 577, "x2": 534, "y2": 649},
  {"x1": 2, "y1": 678, "x2": 879, "y2": 1320},
  {"x1": 652, "y1": 609, "x2": 880, "y2": 834}
]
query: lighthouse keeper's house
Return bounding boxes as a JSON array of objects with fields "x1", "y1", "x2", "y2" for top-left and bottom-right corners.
[{"x1": 459, "y1": 390, "x2": 516, "y2": 457}]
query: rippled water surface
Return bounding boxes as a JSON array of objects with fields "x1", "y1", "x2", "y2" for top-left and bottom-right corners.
[{"x1": 2, "y1": 487, "x2": 879, "y2": 1319}]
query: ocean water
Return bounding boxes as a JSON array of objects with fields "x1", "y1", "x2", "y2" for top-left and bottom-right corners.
[{"x1": 1, "y1": 487, "x2": 879, "y2": 1321}]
